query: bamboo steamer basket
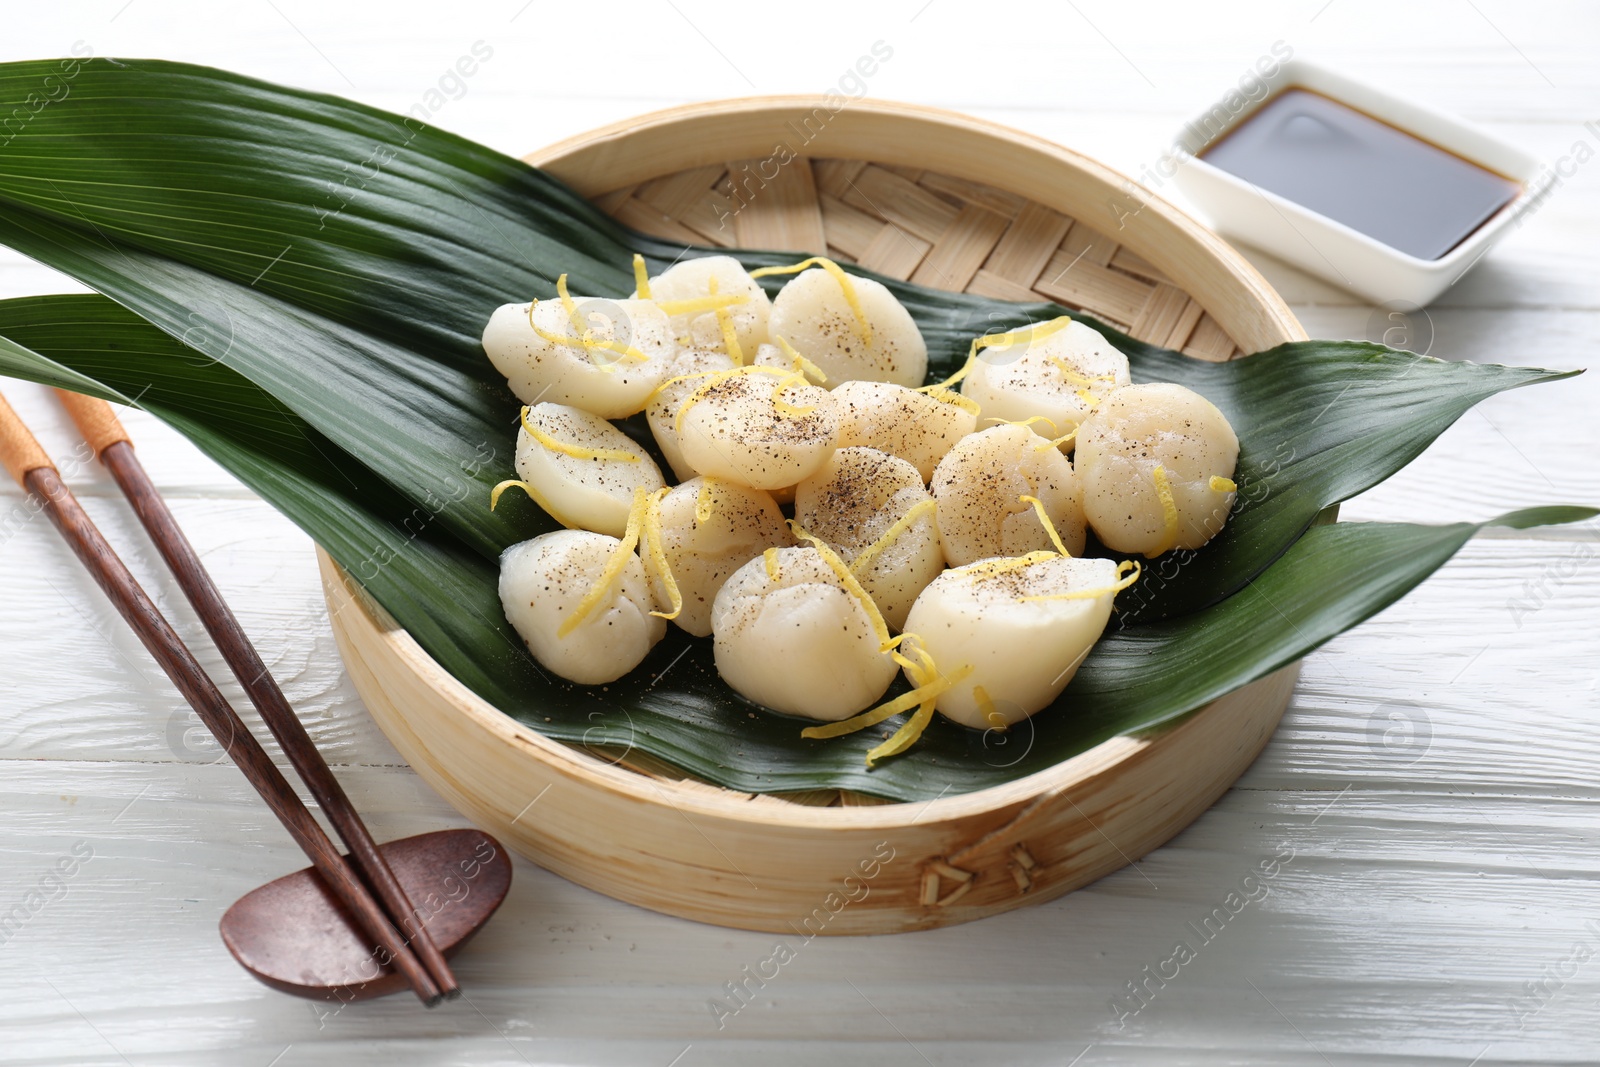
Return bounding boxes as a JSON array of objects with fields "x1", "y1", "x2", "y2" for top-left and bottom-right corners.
[{"x1": 318, "y1": 97, "x2": 1309, "y2": 934}]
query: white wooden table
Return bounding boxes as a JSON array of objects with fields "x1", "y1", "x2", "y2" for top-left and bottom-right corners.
[{"x1": 2, "y1": 2, "x2": 1597, "y2": 1063}]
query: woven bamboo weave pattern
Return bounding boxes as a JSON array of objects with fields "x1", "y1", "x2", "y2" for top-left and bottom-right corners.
[{"x1": 595, "y1": 157, "x2": 1243, "y2": 361}]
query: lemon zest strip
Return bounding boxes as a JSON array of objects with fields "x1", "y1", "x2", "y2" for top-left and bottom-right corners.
[
  {"x1": 644, "y1": 367, "x2": 727, "y2": 407},
  {"x1": 553, "y1": 272, "x2": 626, "y2": 370},
  {"x1": 865, "y1": 662, "x2": 974, "y2": 766},
  {"x1": 1018, "y1": 560, "x2": 1142, "y2": 602},
  {"x1": 922, "y1": 384, "x2": 980, "y2": 414},
  {"x1": 799, "y1": 678, "x2": 945, "y2": 739},
  {"x1": 973, "y1": 684, "x2": 1005, "y2": 731},
  {"x1": 652, "y1": 292, "x2": 749, "y2": 317},
  {"x1": 789, "y1": 520, "x2": 894, "y2": 651},
  {"x1": 1018, "y1": 494, "x2": 1072, "y2": 557},
  {"x1": 1210, "y1": 474, "x2": 1237, "y2": 493},
  {"x1": 987, "y1": 414, "x2": 1057, "y2": 431},
  {"x1": 1047, "y1": 350, "x2": 1118, "y2": 411},
  {"x1": 1046, "y1": 352, "x2": 1119, "y2": 389},
  {"x1": 891, "y1": 638, "x2": 932, "y2": 684},
  {"x1": 1151, "y1": 464, "x2": 1180, "y2": 556},
  {"x1": 528, "y1": 292, "x2": 649, "y2": 370},
  {"x1": 673, "y1": 365, "x2": 788, "y2": 432},
  {"x1": 797, "y1": 636, "x2": 967, "y2": 768},
  {"x1": 695, "y1": 478, "x2": 717, "y2": 525},
  {"x1": 918, "y1": 316, "x2": 1073, "y2": 393},
  {"x1": 707, "y1": 276, "x2": 745, "y2": 366},
  {"x1": 717, "y1": 310, "x2": 744, "y2": 365},
  {"x1": 489, "y1": 479, "x2": 579, "y2": 529},
  {"x1": 558, "y1": 488, "x2": 647, "y2": 638},
  {"x1": 800, "y1": 662, "x2": 971, "y2": 741},
  {"x1": 865, "y1": 702, "x2": 937, "y2": 766},
  {"x1": 849, "y1": 498, "x2": 937, "y2": 577},
  {"x1": 763, "y1": 546, "x2": 782, "y2": 581},
  {"x1": 1035, "y1": 428, "x2": 1079, "y2": 452},
  {"x1": 631, "y1": 254, "x2": 652, "y2": 300},
  {"x1": 520, "y1": 406, "x2": 640, "y2": 463},
  {"x1": 556, "y1": 272, "x2": 579, "y2": 321},
  {"x1": 887, "y1": 638, "x2": 928, "y2": 683},
  {"x1": 774, "y1": 335, "x2": 828, "y2": 383},
  {"x1": 770, "y1": 370, "x2": 817, "y2": 419},
  {"x1": 749, "y1": 256, "x2": 872, "y2": 347},
  {"x1": 641, "y1": 487, "x2": 682, "y2": 621},
  {"x1": 540, "y1": 273, "x2": 651, "y2": 368}
]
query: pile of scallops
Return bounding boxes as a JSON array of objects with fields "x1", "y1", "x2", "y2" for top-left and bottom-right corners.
[{"x1": 481, "y1": 255, "x2": 1239, "y2": 765}]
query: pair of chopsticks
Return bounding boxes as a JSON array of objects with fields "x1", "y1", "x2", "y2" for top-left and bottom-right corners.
[{"x1": 0, "y1": 388, "x2": 458, "y2": 1006}]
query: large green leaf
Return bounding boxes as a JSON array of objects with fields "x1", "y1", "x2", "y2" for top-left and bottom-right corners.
[
  {"x1": 0, "y1": 59, "x2": 1588, "y2": 799},
  {"x1": 0, "y1": 295, "x2": 1591, "y2": 799},
  {"x1": 0, "y1": 298, "x2": 537, "y2": 710},
  {"x1": 0, "y1": 58, "x2": 1576, "y2": 620}
]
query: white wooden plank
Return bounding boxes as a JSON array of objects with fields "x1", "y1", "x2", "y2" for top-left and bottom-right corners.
[
  {"x1": 0, "y1": 495, "x2": 402, "y2": 768},
  {"x1": 1319, "y1": 310, "x2": 1598, "y2": 529},
  {"x1": 2, "y1": 761, "x2": 1598, "y2": 1062},
  {"x1": 1241, "y1": 539, "x2": 1600, "y2": 796},
  {"x1": 2, "y1": 0, "x2": 1592, "y2": 124},
  {"x1": 0, "y1": 380, "x2": 246, "y2": 500}
]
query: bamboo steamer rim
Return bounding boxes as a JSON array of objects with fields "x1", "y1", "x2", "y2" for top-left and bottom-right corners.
[
  {"x1": 528, "y1": 95, "x2": 1307, "y2": 354},
  {"x1": 327, "y1": 564, "x2": 1165, "y2": 826},
  {"x1": 324, "y1": 95, "x2": 1306, "y2": 833}
]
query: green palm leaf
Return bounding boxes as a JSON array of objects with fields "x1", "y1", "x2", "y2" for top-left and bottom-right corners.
[
  {"x1": 0, "y1": 59, "x2": 1588, "y2": 799},
  {"x1": 1, "y1": 297, "x2": 1588, "y2": 799}
]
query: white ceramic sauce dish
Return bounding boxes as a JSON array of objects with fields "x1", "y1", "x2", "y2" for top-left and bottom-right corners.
[{"x1": 1169, "y1": 58, "x2": 1550, "y2": 307}]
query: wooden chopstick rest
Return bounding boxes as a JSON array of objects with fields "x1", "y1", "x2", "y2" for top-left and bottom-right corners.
[
  {"x1": 52, "y1": 389, "x2": 461, "y2": 999},
  {"x1": 0, "y1": 391, "x2": 444, "y2": 1006}
]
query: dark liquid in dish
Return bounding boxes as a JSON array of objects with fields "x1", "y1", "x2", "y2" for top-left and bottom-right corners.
[{"x1": 1200, "y1": 88, "x2": 1521, "y2": 261}]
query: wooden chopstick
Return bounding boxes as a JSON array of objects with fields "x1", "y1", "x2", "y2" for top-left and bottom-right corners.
[
  {"x1": 0, "y1": 391, "x2": 444, "y2": 1007},
  {"x1": 54, "y1": 389, "x2": 461, "y2": 1000}
]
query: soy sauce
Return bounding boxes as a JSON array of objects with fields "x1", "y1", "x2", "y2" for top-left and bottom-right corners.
[{"x1": 1200, "y1": 88, "x2": 1521, "y2": 261}]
